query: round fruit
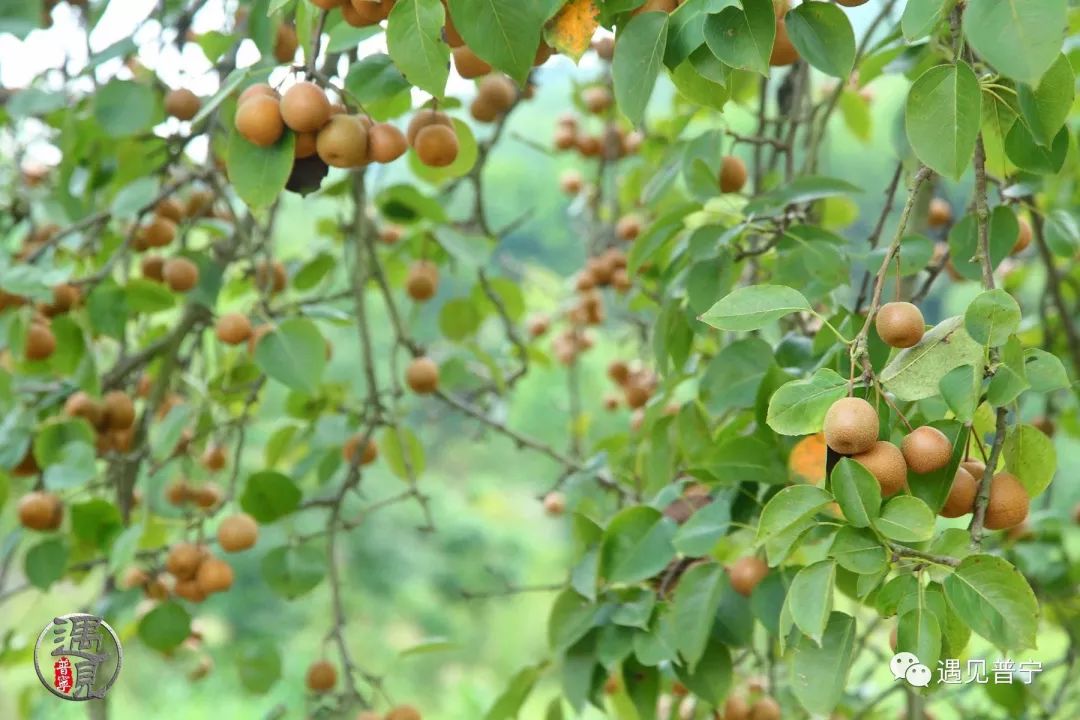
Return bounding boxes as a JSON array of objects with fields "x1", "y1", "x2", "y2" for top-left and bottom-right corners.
[
  {"x1": 984, "y1": 472, "x2": 1029, "y2": 530},
  {"x1": 851, "y1": 441, "x2": 908, "y2": 496},
  {"x1": 632, "y1": 0, "x2": 678, "y2": 14},
  {"x1": 560, "y1": 169, "x2": 584, "y2": 195},
  {"x1": 155, "y1": 198, "x2": 185, "y2": 224},
  {"x1": 166, "y1": 543, "x2": 206, "y2": 580},
  {"x1": 368, "y1": 122, "x2": 408, "y2": 163},
  {"x1": 582, "y1": 86, "x2": 613, "y2": 114},
  {"x1": 414, "y1": 124, "x2": 459, "y2": 167},
  {"x1": 141, "y1": 255, "x2": 165, "y2": 282},
  {"x1": 18, "y1": 491, "x2": 63, "y2": 531},
  {"x1": 316, "y1": 114, "x2": 369, "y2": 168},
  {"x1": 163, "y1": 257, "x2": 199, "y2": 292},
  {"x1": 615, "y1": 214, "x2": 642, "y2": 241},
  {"x1": 65, "y1": 391, "x2": 103, "y2": 426},
  {"x1": 255, "y1": 260, "x2": 288, "y2": 294},
  {"x1": 960, "y1": 458, "x2": 986, "y2": 480},
  {"x1": 406, "y1": 110, "x2": 452, "y2": 145},
  {"x1": 901, "y1": 426, "x2": 952, "y2": 474},
  {"x1": 26, "y1": 320, "x2": 57, "y2": 361},
  {"x1": 607, "y1": 360, "x2": 630, "y2": 385},
  {"x1": 191, "y1": 483, "x2": 223, "y2": 510},
  {"x1": 306, "y1": 660, "x2": 337, "y2": 692},
  {"x1": 235, "y1": 95, "x2": 285, "y2": 147},
  {"x1": 386, "y1": 706, "x2": 422, "y2": 720},
  {"x1": 295, "y1": 131, "x2": 317, "y2": 158},
  {"x1": 347, "y1": 0, "x2": 393, "y2": 24},
  {"x1": 217, "y1": 513, "x2": 259, "y2": 552},
  {"x1": 453, "y1": 45, "x2": 491, "y2": 78},
  {"x1": 749, "y1": 696, "x2": 781, "y2": 720},
  {"x1": 175, "y1": 578, "x2": 206, "y2": 602},
  {"x1": 343, "y1": 433, "x2": 378, "y2": 465},
  {"x1": 724, "y1": 694, "x2": 750, "y2": 720},
  {"x1": 1013, "y1": 216, "x2": 1032, "y2": 254},
  {"x1": 406, "y1": 356, "x2": 439, "y2": 394},
  {"x1": 542, "y1": 491, "x2": 565, "y2": 516},
  {"x1": 201, "y1": 444, "x2": 227, "y2": 471},
  {"x1": 928, "y1": 197, "x2": 952, "y2": 227},
  {"x1": 624, "y1": 382, "x2": 650, "y2": 409},
  {"x1": 940, "y1": 466, "x2": 977, "y2": 518},
  {"x1": 104, "y1": 390, "x2": 136, "y2": 430},
  {"x1": 215, "y1": 313, "x2": 253, "y2": 345},
  {"x1": 273, "y1": 23, "x2": 298, "y2": 63},
  {"x1": 875, "y1": 301, "x2": 925, "y2": 348},
  {"x1": 770, "y1": 16, "x2": 799, "y2": 66},
  {"x1": 238, "y1": 83, "x2": 279, "y2": 105},
  {"x1": 121, "y1": 567, "x2": 149, "y2": 590},
  {"x1": 196, "y1": 556, "x2": 234, "y2": 594},
  {"x1": 719, "y1": 155, "x2": 748, "y2": 193},
  {"x1": 729, "y1": 556, "x2": 768, "y2": 596},
  {"x1": 406, "y1": 261, "x2": 439, "y2": 301},
  {"x1": 166, "y1": 480, "x2": 190, "y2": 506},
  {"x1": 593, "y1": 36, "x2": 615, "y2": 61},
  {"x1": 142, "y1": 216, "x2": 177, "y2": 248},
  {"x1": 165, "y1": 88, "x2": 200, "y2": 120},
  {"x1": 478, "y1": 75, "x2": 517, "y2": 113},
  {"x1": 280, "y1": 81, "x2": 331, "y2": 133},
  {"x1": 823, "y1": 397, "x2": 879, "y2": 455}
]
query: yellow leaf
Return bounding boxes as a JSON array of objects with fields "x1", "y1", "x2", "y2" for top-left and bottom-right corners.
[
  {"x1": 788, "y1": 433, "x2": 827, "y2": 484},
  {"x1": 545, "y1": 0, "x2": 599, "y2": 61}
]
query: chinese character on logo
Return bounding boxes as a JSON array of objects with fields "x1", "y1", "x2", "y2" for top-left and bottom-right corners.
[{"x1": 34, "y1": 613, "x2": 122, "y2": 702}]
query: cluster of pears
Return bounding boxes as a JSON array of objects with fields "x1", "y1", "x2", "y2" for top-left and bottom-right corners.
[
  {"x1": 468, "y1": 74, "x2": 519, "y2": 123},
  {"x1": 123, "y1": 514, "x2": 256, "y2": 603},
  {"x1": 721, "y1": 686, "x2": 782, "y2": 720},
  {"x1": 553, "y1": 113, "x2": 642, "y2": 165},
  {"x1": 166, "y1": 478, "x2": 225, "y2": 511},
  {"x1": 63, "y1": 389, "x2": 138, "y2": 455},
  {"x1": 304, "y1": 656, "x2": 422, "y2": 718},
  {"x1": 606, "y1": 359, "x2": 658, "y2": 412},
  {"x1": 233, "y1": 81, "x2": 408, "y2": 170},
  {"x1": 926, "y1": 197, "x2": 1032, "y2": 281},
  {"x1": 136, "y1": 189, "x2": 223, "y2": 294}
]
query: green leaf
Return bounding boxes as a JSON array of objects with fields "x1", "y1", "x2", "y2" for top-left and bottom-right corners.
[
  {"x1": 387, "y1": 0, "x2": 450, "y2": 98},
  {"x1": 829, "y1": 526, "x2": 887, "y2": 575},
  {"x1": 786, "y1": 560, "x2": 835, "y2": 644},
  {"x1": 94, "y1": 80, "x2": 159, "y2": 137},
  {"x1": 947, "y1": 206, "x2": 1020, "y2": 281},
  {"x1": 612, "y1": 11, "x2": 669, "y2": 126},
  {"x1": 901, "y1": 0, "x2": 952, "y2": 40},
  {"x1": 784, "y1": 1, "x2": 854, "y2": 78},
  {"x1": 1017, "y1": 54, "x2": 1074, "y2": 146},
  {"x1": 875, "y1": 495, "x2": 934, "y2": 542},
  {"x1": 838, "y1": 89, "x2": 871, "y2": 143},
  {"x1": 880, "y1": 315, "x2": 983, "y2": 401},
  {"x1": 766, "y1": 368, "x2": 847, "y2": 435},
  {"x1": 484, "y1": 663, "x2": 545, "y2": 720},
  {"x1": 25, "y1": 538, "x2": 68, "y2": 590},
  {"x1": 253, "y1": 318, "x2": 326, "y2": 393},
  {"x1": 380, "y1": 426, "x2": 426, "y2": 480},
  {"x1": 108, "y1": 523, "x2": 143, "y2": 576},
  {"x1": 700, "y1": 284, "x2": 811, "y2": 331},
  {"x1": 235, "y1": 639, "x2": 282, "y2": 694},
  {"x1": 1005, "y1": 121, "x2": 1070, "y2": 174},
  {"x1": 964, "y1": 289, "x2": 1022, "y2": 347},
  {"x1": 703, "y1": 0, "x2": 774, "y2": 76},
  {"x1": 673, "y1": 639, "x2": 732, "y2": 706},
  {"x1": 987, "y1": 335, "x2": 1029, "y2": 406},
  {"x1": 674, "y1": 499, "x2": 731, "y2": 556},
  {"x1": 599, "y1": 506, "x2": 677, "y2": 585},
  {"x1": 743, "y1": 175, "x2": 861, "y2": 215},
  {"x1": 757, "y1": 485, "x2": 831, "y2": 547},
  {"x1": 1024, "y1": 349, "x2": 1069, "y2": 392},
  {"x1": 702, "y1": 337, "x2": 773, "y2": 413},
  {"x1": 125, "y1": 278, "x2": 176, "y2": 314},
  {"x1": 226, "y1": 127, "x2": 295, "y2": 211},
  {"x1": 962, "y1": 0, "x2": 1066, "y2": 85},
  {"x1": 71, "y1": 499, "x2": 123, "y2": 549},
  {"x1": 788, "y1": 612, "x2": 856, "y2": 715},
  {"x1": 344, "y1": 53, "x2": 412, "y2": 116},
  {"x1": 938, "y1": 364, "x2": 979, "y2": 423},
  {"x1": 138, "y1": 601, "x2": 191, "y2": 651},
  {"x1": 897, "y1": 608, "x2": 942, "y2": 674},
  {"x1": 446, "y1": 0, "x2": 549, "y2": 84},
  {"x1": 42, "y1": 442, "x2": 96, "y2": 491},
  {"x1": 240, "y1": 470, "x2": 302, "y2": 523},
  {"x1": 439, "y1": 297, "x2": 484, "y2": 340},
  {"x1": 905, "y1": 63, "x2": 981, "y2": 179},
  {"x1": 261, "y1": 544, "x2": 326, "y2": 599},
  {"x1": 377, "y1": 184, "x2": 448, "y2": 223},
  {"x1": 110, "y1": 177, "x2": 160, "y2": 220},
  {"x1": 943, "y1": 554, "x2": 1039, "y2": 650},
  {"x1": 548, "y1": 589, "x2": 600, "y2": 652},
  {"x1": 670, "y1": 563, "x2": 726, "y2": 670},
  {"x1": 831, "y1": 458, "x2": 881, "y2": 528},
  {"x1": 1003, "y1": 424, "x2": 1056, "y2": 498}
]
